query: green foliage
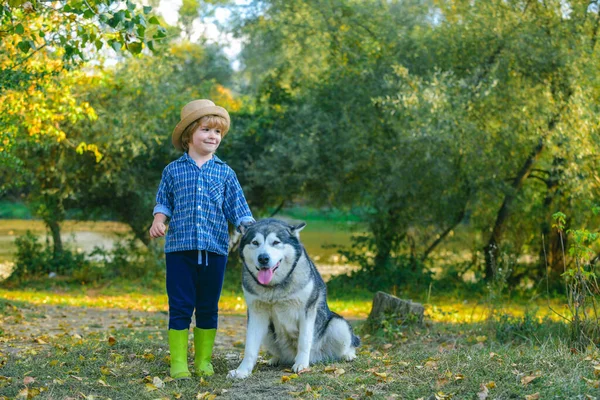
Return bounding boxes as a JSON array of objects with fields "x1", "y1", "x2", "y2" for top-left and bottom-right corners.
[
  {"x1": 7, "y1": 231, "x2": 89, "y2": 283},
  {"x1": 493, "y1": 312, "x2": 563, "y2": 344},
  {"x1": 5, "y1": 231, "x2": 164, "y2": 287},
  {"x1": 328, "y1": 248, "x2": 433, "y2": 295},
  {"x1": 87, "y1": 237, "x2": 165, "y2": 284},
  {"x1": 552, "y1": 211, "x2": 600, "y2": 348}
]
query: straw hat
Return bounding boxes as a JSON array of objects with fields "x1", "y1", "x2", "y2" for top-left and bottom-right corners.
[{"x1": 172, "y1": 99, "x2": 230, "y2": 151}]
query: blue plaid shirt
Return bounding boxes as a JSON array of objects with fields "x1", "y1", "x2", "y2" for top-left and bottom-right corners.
[{"x1": 153, "y1": 153, "x2": 254, "y2": 256}]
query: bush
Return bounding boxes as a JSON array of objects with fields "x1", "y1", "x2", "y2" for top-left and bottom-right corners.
[
  {"x1": 87, "y1": 236, "x2": 165, "y2": 283},
  {"x1": 327, "y1": 254, "x2": 433, "y2": 295},
  {"x1": 5, "y1": 231, "x2": 164, "y2": 287},
  {"x1": 7, "y1": 231, "x2": 89, "y2": 283}
]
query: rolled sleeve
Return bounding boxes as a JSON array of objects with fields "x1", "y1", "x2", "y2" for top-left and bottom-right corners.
[
  {"x1": 154, "y1": 168, "x2": 173, "y2": 218},
  {"x1": 223, "y1": 170, "x2": 254, "y2": 229}
]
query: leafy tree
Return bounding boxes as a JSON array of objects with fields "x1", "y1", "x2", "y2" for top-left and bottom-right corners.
[{"x1": 0, "y1": 0, "x2": 165, "y2": 257}]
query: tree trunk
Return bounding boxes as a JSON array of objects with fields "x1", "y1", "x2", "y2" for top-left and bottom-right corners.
[
  {"x1": 484, "y1": 138, "x2": 545, "y2": 280},
  {"x1": 46, "y1": 218, "x2": 63, "y2": 256}
]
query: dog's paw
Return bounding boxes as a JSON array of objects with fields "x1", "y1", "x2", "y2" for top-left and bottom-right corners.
[
  {"x1": 227, "y1": 369, "x2": 251, "y2": 379},
  {"x1": 342, "y1": 351, "x2": 357, "y2": 361},
  {"x1": 292, "y1": 360, "x2": 309, "y2": 373}
]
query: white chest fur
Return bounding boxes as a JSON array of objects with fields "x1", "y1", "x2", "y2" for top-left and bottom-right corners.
[{"x1": 246, "y1": 280, "x2": 314, "y2": 338}]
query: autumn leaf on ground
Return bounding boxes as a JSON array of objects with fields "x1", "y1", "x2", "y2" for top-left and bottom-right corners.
[
  {"x1": 334, "y1": 368, "x2": 345, "y2": 376},
  {"x1": 23, "y1": 376, "x2": 35, "y2": 385},
  {"x1": 324, "y1": 366, "x2": 336, "y2": 372},
  {"x1": 583, "y1": 377, "x2": 600, "y2": 388},
  {"x1": 594, "y1": 365, "x2": 600, "y2": 377},
  {"x1": 145, "y1": 383, "x2": 158, "y2": 392},
  {"x1": 477, "y1": 384, "x2": 489, "y2": 400},
  {"x1": 152, "y1": 376, "x2": 164, "y2": 388},
  {"x1": 196, "y1": 392, "x2": 217, "y2": 400},
  {"x1": 281, "y1": 374, "x2": 298, "y2": 383},
  {"x1": 97, "y1": 379, "x2": 110, "y2": 387},
  {"x1": 525, "y1": 393, "x2": 540, "y2": 400},
  {"x1": 108, "y1": 336, "x2": 116, "y2": 346},
  {"x1": 521, "y1": 375, "x2": 538, "y2": 386}
]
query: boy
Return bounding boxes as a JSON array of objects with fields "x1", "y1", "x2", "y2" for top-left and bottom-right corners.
[{"x1": 150, "y1": 99, "x2": 254, "y2": 378}]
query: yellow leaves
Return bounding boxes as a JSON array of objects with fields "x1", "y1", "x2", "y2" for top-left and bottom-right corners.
[
  {"x1": 209, "y1": 84, "x2": 242, "y2": 112},
  {"x1": 75, "y1": 142, "x2": 104, "y2": 162},
  {"x1": 524, "y1": 393, "x2": 540, "y2": 400},
  {"x1": 281, "y1": 373, "x2": 298, "y2": 383},
  {"x1": 477, "y1": 382, "x2": 495, "y2": 400},
  {"x1": 594, "y1": 365, "x2": 600, "y2": 377},
  {"x1": 99, "y1": 366, "x2": 116, "y2": 376},
  {"x1": 324, "y1": 365, "x2": 345, "y2": 376},
  {"x1": 289, "y1": 383, "x2": 315, "y2": 397},
  {"x1": 583, "y1": 377, "x2": 600, "y2": 388},
  {"x1": 521, "y1": 372, "x2": 541, "y2": 386},
  {"x1": 107, "y1": 336, "x2": 116, "y2": 346},
  {"x1": 196, "y1": 392, "x2": 217, "y2": 400}
]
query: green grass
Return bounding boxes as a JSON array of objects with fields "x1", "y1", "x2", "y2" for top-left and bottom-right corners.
[{"x1": 0, "y1": 295, "x2": 597, "y2": 399}]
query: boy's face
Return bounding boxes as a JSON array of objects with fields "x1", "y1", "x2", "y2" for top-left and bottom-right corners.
[{"x1": 189, "y1": 124, "x2": 222, "y2": 156}]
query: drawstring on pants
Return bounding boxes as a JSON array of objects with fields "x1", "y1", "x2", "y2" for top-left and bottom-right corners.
[{"x1": 197, "y1": 250, "x2": 209, "y2": 267}]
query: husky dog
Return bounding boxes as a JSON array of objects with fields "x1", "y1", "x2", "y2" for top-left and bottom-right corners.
[{"x1": 227, "y1": 219, "x2": 360, "y2": 379}]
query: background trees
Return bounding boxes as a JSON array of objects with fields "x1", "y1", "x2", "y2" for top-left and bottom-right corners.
[{"x1": 2, "y1": 0, "x2": 600, "y2": 289}]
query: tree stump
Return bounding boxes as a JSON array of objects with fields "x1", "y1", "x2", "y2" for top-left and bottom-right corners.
[{"x1": 368, "y1": 291, "x2": 425, "y2": 325}]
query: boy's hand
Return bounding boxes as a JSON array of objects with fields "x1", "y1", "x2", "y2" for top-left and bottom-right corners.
[{"x1": 150, "y1": 214, "x2": 168, "y2": 238}]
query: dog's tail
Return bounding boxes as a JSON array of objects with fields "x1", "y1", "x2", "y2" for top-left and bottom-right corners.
[{"x1": 352, "y1": 334, "x2": 361, "y2": 347}]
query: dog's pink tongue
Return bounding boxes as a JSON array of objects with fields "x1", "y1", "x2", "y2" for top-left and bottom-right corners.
[{"x1": 257, "y1": 268, "x2": 274, "y2": 285}]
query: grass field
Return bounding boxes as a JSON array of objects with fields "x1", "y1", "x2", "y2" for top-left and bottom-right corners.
[{"x1": 0, "y1": 289, "x2": 596, "y2": 399}]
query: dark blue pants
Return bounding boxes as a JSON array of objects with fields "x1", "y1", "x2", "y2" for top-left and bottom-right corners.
[{"x1": 166, "y1": 250, "x2": 227, "y2": 330}]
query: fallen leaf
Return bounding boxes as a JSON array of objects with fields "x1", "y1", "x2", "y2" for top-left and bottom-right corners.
[
  {"x1": 594, "y1": 366, "x2": 600, "y2": 377},
  {"x1": 525, "y1": 393, "x2": 540, "y2": 400},
  {"x1": 476, "y1": 335, "x2": 487, "y2": 342},
  {"x1": 334, "y1": 368, "x2": 345, "y2": 376},
  {"x1": 583, "y1": 377, "x2": 600, "y2": 388},
  {"x1": 477, "y1": 384, "x2": 489, "y2": 400},
  {"x1": 324, "y1": 366, "x2": 336, "y2": 372},
  {"x1": 23, "y1": 376, "x2": 35, "y2": 385},
  {"x1": 281, "y1": 374, "x2": 299, "y2": 383},
  {"x1": 145, "y1": 383, "x2": 157, "y2": 392},
  {"x1": 485, "y1": 381, "x2": 496, "y2": 389},
  {"x1": 153, "y1": 376, "x2": 164, "y2": 388},
  {"x1": 382, "y1": 343, "x2": 393, "y2": 350},
  {"x1": 521, "y1": 375, "x2": 538, "y2": 386},
  {"x1": 97, "y1": 379, "x2": 110, "y2": 387},
  {"x1": 108, "y1": 336, "x2": 116, "y2": 346},
  {"x1": 454, "y1": 374, "x2": 464, "y2": 381}
]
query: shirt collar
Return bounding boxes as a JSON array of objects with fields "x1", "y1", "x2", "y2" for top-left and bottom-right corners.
[{"x1": 176, "y1": 152, "x2": 225, "y2": 165}]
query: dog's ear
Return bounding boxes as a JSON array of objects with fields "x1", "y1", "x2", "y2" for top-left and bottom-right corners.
[{"x1": 290, "y1": 222, "x2": 307, "y2": 238}]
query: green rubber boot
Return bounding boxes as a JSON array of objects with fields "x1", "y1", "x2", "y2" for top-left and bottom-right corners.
[
  {"x1": 194, "y1": 327, "x2": 217, "y2": 376},
  {"x1": 168, "y1": 329, "x2": 191, "y2": 379}
]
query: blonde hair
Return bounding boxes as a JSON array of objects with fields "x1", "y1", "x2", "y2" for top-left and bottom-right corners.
[{"x1": 180, "y1": 115, "x2": 229, "y2": 152}]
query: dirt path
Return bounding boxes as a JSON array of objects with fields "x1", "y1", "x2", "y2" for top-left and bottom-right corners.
[{"x1": 0, "y1": 302, "x2": 247, "y2": 355}]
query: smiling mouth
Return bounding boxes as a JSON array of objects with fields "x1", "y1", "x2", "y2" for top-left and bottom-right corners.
[
  {"x1": 255, "y1": 260, "x2": 280, "y2": 271},
  {"x1": 255, "y1": 261, "x2": 280, "y2": 285}
]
